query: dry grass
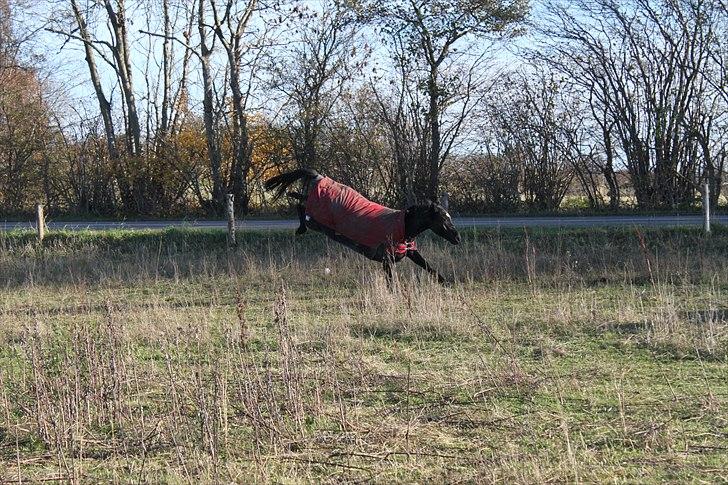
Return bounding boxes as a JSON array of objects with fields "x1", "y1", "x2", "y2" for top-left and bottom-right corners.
[{"x1": 1, "y1": 227, "x2": 727, "y2": 483}]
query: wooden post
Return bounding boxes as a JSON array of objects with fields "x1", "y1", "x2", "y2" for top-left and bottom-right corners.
[
  {"x1": 36, "y1": 203, "x2": 46, "y2": 243},
  {"x1": 703, "y1": 181, "x2": 711, "y2": 234},
  {"x1": 439, "y1": 192, "x2": 449, "y2": 211},
  {"x1": 226, "y1": 194, "x2": 236, "y2": 247}
]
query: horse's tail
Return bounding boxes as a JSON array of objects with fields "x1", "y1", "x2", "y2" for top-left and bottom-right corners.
[{"x1": 264, "y1": 168, "x2": 319, "y2": 200}]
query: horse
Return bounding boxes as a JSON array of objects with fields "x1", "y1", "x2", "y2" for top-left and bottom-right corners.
[{"x1": 264, "y1": 168, "x2": 460, "y2": 285}]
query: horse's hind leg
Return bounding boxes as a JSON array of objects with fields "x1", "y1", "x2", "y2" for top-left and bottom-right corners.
[{"x1": 286, "y1": 192, "x2": 307, "y2": 235}]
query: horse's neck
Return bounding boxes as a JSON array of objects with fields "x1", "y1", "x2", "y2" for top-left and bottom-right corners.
[{"x1": 404, "y1": 206, "x2": 430, "y2": 239}]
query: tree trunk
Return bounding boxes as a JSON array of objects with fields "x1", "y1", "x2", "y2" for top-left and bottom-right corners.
[
  {"x1": 199, "y1": 0, "x2": 224, "y2": 214},
  {"x1": 71, "y1": 0, "x2": 116, "y2": 161},
  {"x1": 159, "y1": 0, "x2": 171, "y2": 140},
  {"x1": 70, "y1": 0, "x2": 128, "y2": 213},
  {"x1": 211, "y1": 0, "x2": 257, "y2": 216},
  {"x1": 427, "y1": 69, "x2": 440, "y2": 201},
  {"x1": 225, "y1": 46, "x2": 252, "y2": 215},
  {"x1": 103, "y1": 0, "x2": 141, "y2": 158},
  {"x1": 602, "y1": 125, "x2": 620, "y2": 210}
]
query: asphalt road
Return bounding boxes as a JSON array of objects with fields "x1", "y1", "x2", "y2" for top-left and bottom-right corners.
[{"x1": 1, "y1": 215, "x2": 725, "y2": 232}]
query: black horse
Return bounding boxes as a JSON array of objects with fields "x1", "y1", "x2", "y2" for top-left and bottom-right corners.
[{"x1": 264, "y1": 168, "x2": 460, "y2": 285}]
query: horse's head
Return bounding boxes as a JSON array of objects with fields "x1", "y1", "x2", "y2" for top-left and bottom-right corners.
[{"x1": 426, "y1": 201, "x2": 461, "y2": 245}]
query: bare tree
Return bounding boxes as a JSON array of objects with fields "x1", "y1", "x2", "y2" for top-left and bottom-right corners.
[
  {"x1": 271, "y1": 2, "x2": 360, "y2": 170},
  {"x1": 159, "y1": 0, "x2": 172, "y2": 139},
  {"x1": 139, "y1": 0, "x2": 258, "y2": 215},
  {"x1": 193, "y1": 0, "x2": 225, "y2": 214},
  {"x1": 139, "y1": 0, "x2": 199, "y2": 214},
  {"x1": 102, "y1": 0, "x2": 142, "y2": 159},
  {"x1": 487, "y1": 72, "x2": 575, "y2": 210},
  {"x1": 369, "y1": 27, "x2": 504, "y2": 206},
  {"x1": 209, "y1": 0, "x2": 259, "y2": 214},
  {"x1": 442, "y1": 153, "x2": 521, "y2": 213},
  {"x1": 49, "y1": 0, "x2": 148, "y2": 212},
  {"x1": 65, "y1": 0, "x2": 120, "y2": 166},
  {"x1": 361, "y1": 0, "x2": 528, "y2": 201},
  {"x1": 318, "y1": 86, "x2": 395, "y2": 203},
  {"x1": 370, "y1": 34, "x2": 429, "y2": 205},
  {"x1": 539, "y1": 0, "x2": 727, "y2": 209}
]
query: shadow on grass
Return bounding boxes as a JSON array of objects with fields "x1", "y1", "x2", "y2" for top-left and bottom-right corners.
[
  {"x1": 604, "y1": 319, "x2": 727, "y2": 362},
  {"x1": 348, "y1": 321, "x2": 464, "y2": 342},
  {"x1": 686, "y1": 308, "x2": 728, "y2": 324}
]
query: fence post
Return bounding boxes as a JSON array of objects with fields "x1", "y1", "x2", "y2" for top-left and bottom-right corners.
[
  {"x1": 703, "y1": 181, "x2": 711, "y2": 235},
  {"x1": 226, "y1": 194, "x2": 236, "y2": 247},
  {"x1": 36, "y1": 203, "x2": 46, "y2": 243},
  {"x1": 439, "y1": 192, "x2": 449, "y2": 211}
]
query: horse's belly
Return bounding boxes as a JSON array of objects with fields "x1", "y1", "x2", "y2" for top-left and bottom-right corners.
[{"x1": 331, "y1": 209, "x2": 394, "y2": 247}]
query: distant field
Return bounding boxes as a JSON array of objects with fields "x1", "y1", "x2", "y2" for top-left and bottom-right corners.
[{"x1": 1, "y1": 227, "x2": 727, "y2": 483}]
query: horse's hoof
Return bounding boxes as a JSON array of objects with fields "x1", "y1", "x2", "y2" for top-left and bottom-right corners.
[{"x1": 296, "y1": 227, "x2": 307, "y2": 235}]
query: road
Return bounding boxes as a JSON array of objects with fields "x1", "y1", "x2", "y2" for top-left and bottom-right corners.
[{"x1": 1, "y1": 215, "x2": 725, "y2": 232}]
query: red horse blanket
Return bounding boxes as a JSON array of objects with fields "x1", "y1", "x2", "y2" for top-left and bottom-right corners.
[{"x1": 305, "y1": 177, "x2": 414, "y2": 256}]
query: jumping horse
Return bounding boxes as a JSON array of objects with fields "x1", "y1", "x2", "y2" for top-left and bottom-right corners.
[{"x1": 264, "y1": 168, "x2": 460, "y2": 285}]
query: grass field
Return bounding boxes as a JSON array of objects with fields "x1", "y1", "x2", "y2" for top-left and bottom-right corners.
[{"x1": 1, "y1": 227, "x2": 727, "y2": 483}]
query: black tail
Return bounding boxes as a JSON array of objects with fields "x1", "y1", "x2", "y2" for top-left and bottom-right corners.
[{"x1": 264, "y1": 168, "x2": 319, "y2": 200}]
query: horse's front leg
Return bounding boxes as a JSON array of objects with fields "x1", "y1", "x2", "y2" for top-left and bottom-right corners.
[{"x1": 406, "y1": 249, "x2": 447, "y2": 285}]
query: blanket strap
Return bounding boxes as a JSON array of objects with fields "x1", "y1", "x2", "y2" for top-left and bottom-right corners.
[{"x1": 387, "y1": 239, "x2": 417, "y2": 257}]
